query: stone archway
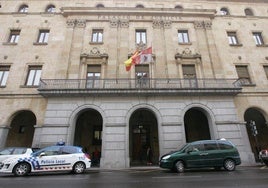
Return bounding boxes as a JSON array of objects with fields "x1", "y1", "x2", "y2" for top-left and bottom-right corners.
[
  {"x1": 244, "y1": 108, "x2": 268, "y2": 161},
  {"x1": 74, "y1": 109, "x2": 103, "y2": 167},
  {"x1": 184, "y1": 108, "x2": 211, "y2": 142},
  {"x1": 6, "y1": 110, "x2": 36, "y2": 147},
  {"x1": 129, "y1": 108, "x2": 159, "y2": 166}
]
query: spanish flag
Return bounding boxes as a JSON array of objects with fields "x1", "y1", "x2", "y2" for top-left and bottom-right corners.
[{"x1": 124, "y1": 51, "x2": 139, "y2": 71}]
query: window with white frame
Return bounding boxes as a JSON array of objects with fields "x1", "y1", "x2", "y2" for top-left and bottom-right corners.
[
  {"x1": 178, "y1": 30, "x2": 190, "y2": 43},
  {"x1": 253, "y1": 32, "x2": 264, "y2": 45},
  {"x1": 92, "y1": 29, "x2": 103, "y2": 43},
  {"x1": 37, "y1": 30, "x2": 49, "y2": 43},
  {"x1": 26, "y1": 66, "x2": 42, "y2": 86},
  {"x1": 46, "y1": 5, "x2": 56, "y2": 13},
  {"x1": 135, "y1": 29, "x2": 146, "y2": 44},
  {"x1": 227, "y1": 31, "x2": 239, "y2": 45},
  {"x1": 220, "y1": 8, "x2": 229, "y2": 15},
  {"x1": 18, "y1": 5, "x2": 28, "y2": 13},
  {"x1": 8, "y1": 30, "x2": 20, "y2": 43},
  {"x1": 0, "y1": 66, "x2": 10, "y2": 86}
]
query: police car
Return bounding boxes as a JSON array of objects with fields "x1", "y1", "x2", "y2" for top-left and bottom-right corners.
[{"x1": 0, "y1": 145, "x2": 91, "y2": 176}]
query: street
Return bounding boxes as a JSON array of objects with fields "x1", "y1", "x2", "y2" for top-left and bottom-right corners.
[{"x1": 0, "y1": 166, "x2": 268, "y2": 188}]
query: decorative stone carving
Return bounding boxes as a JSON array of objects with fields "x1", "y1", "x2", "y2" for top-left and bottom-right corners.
[
  {"x1": 110, "y1": 19, "x2": 119, "y2": 28},
  {"x1": 152, "y1": 20, "x2": 172, "y2": 29},
  {"x1": 76, "y1": 19, "x2": 86, "y2": 28},
  {"x1": 66, "y1": 19, "x2": 76, "y2": 28},
  {"x1": 194, "y1": 21, "x2": 213, "y2": 30},
  {"x1": 175, "y1": 48, "x2": 201, "y2": 61},
  {"x1": 120, "y1": 20, "x2": 129, "y2": 28},
  {"x1": 80, "y1": 47, "x2": 108, "y2": 63},
  {"x1": 204, "y1": 21, "x2": 212, "y2": 30},
  {"x1": 194, "y1": 21, "x2": 204, "y2": 29}
]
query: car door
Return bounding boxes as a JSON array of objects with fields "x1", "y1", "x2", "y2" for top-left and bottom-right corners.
[
  {"x1": 203, "y1": 141, "x2": 221, "y2": 167},
  {"x1": 32, "y1": 146, "x2": 61, "y2": 172},
  {"x1": 185, "y1": 143, "x2": 206, "y2": 168}
]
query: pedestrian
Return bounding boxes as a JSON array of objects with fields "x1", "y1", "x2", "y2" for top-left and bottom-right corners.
[{"x1": 146, "y1": 146, "x2": 153, "y2": 165}]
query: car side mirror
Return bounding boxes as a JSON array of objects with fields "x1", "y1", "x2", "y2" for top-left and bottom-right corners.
[{"x1": 39, "y1": 152, "x2": 46, "y2": 157}]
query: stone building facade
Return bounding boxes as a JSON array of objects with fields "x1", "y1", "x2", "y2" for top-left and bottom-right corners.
[{"x1": 0, "y1": 0, "x2": 268, "y2": 168}]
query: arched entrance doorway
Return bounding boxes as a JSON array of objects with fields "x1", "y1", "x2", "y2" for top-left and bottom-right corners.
[
  {"x1": 6, "y1": 110, "x2": 36, "y2": 147},
  {"x1": 129, "y1": 108, "x2": 159, "y2": 166},
  {"x1": 184, "y1": 108, "x2": 211, "y2": 142},
  {"x1": 74, "y1": 109, "x2": 102, "y2": 167},
  {"x1": 244, "y1": 108, "x2": 268, "y2": 162}
]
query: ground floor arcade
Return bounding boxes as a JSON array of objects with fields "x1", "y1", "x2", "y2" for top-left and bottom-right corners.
[{"x1": 0, "y1": 95, "x2": 267, "y2": 168}]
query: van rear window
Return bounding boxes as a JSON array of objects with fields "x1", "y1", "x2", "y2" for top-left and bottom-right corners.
[{"x1": 218, "y1": 143, "x2": 233, "y2": 150}]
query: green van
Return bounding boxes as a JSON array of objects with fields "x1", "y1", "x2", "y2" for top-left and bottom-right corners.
[{"x1": 159, "y1": 139, "x2": 241, "y2": 173}]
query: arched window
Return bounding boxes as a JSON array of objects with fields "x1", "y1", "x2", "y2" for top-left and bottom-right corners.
[
  {"x1": 46, "y1": 5, "x2": 56, "y2": 13},
  {"x1": 175, "y1": 5, "x2": 183, "y2": 9},
  {"x1": 18, "y1": 4, "x2": 28, "y2": 13},
  {"x1": 220, "y1": 7, "x2": 229, "y2": 15},
  {"x1": 136, "y1": 4, "x2": 144, "y2": 8},
  {"x1": 245, "y1": 8, "x2": 254, "y2": 16},
  {"x1": 96, "y1": 4, "x2": 105, "y2": 8}
]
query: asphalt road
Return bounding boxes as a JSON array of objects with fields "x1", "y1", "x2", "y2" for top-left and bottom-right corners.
[{"x1": 0, "y1": 166, "x2": 268, "y2": 188}]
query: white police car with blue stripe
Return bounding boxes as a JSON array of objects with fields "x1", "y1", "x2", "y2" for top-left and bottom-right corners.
[{"x1": 0, "y1": 145, "x2": 91, "y2": 176}]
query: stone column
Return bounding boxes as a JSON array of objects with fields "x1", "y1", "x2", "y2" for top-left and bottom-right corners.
[
  {"x1": 194, "y1": 21, "x2": 218, "y2": 78},
  {"x1": 0, "y1": 126, "x2": 9, "y2": 148},
  {"x1": 66, "y1": 19, "x2": 86, "y2": 79}
]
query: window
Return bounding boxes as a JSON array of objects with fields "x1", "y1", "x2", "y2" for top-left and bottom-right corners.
[
  {"x1": 18, "y1": 5, "x2": 28, "y2": 13},
  {"x1": 235, "y1": 65, "x2": 251, "y2": 85},
  {"x1": 87, "y1": 65, "x2": 101, "y2": 88},
  {"x1": 46, "y1": 5, "x2": 56, "y2": 13},
  {"x1": 182, "y1": 65, "x2": 197, "y2": 87},
  {"x1": 93, "y1": 126, "x2": 102, "y2": 145},
  {"x1": 204, "y1": 143, "x2": 218, "y2": 151},
  {"x1": 96, "y1": 4, "x2": 105, "y2": 8},
  {"x1": 182, "y1": 65, "x2": 196, "y2": 78},
  {"x1": 175, "y1": 5, "x2": 183, "y2": 9},
  {"x1": 178, "y1": 30, "x2": 190, "y2": 43},
  {"x1": 245, "y1": 8, "x2": 254, "y2": 16},
  {"x1": 253, "y1": 32, "x2": 264, "y2": 45},
  {"x1": 37, "y1": 30, "x2": 49, "y2": 43},
  {"x1": 92, "y1": 29, "x2": 103, "y2": 43},
  {"x1": 227, "y1": 32, "x2": 239, "y2": 45},
  {"x1": 135, "y1": 65, "x2": 149, "y2": 88},
  {"x1": 136, "y1": 30, "x2": 146, "y2": 44},
  {"x1": 264, "y1": 66, "x2": 268, "y2": 79},
  {"x1": 136, "y1": 4, "x2": 144, "y2": 8},
  {"x1": 0, "y1": 66, "x2": 10, "y2": 86},
  {"x1": 8, "y1": 30, "x2": 20, "y2": 43},
  {"x1": 26, "y1": 66, "x2": 42, "y2": 86},
  {"x1": 220, "y1": 8, "x2": 229, "y2": 15}
]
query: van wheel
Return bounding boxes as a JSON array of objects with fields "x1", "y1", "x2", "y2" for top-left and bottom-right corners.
[
  {"x1": 223, "y1": 159, "x2": 235, "y2": 171},
  {"x1": 175, "y1": 161, "x2": 185, "y2": 173}
]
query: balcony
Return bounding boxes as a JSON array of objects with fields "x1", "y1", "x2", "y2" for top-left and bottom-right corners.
[{"x1": 38, "y1": 78, "x2": 242, "y2": 97}]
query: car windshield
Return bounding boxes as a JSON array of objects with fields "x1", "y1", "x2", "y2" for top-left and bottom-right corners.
[{"x1": 0, "y1": 148, "x2": 27, "y2": 155}]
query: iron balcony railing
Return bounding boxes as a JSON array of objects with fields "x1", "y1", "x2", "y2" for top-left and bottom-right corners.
[{"x1": 38, "y1": 78, "x2": 242, "y2": 97}]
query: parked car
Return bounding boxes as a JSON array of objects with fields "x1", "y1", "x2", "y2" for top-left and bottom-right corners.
[
  {"x1": 0, "y1": 145, "x2": 91, "y2": 176},
  {"x1": 0, "y1": 147, "x2": 39, "y2": 162},
  {"x1": 259, "y1": 149, "x2": 268, "y2": 166},
  {"x1": 159, "y1": 139, "x2": 241, "y2": 173}
]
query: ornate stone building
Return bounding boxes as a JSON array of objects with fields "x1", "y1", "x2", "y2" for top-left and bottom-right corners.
[{"x1": 0, "y1": 0, "x2": 268, "y2": 168}]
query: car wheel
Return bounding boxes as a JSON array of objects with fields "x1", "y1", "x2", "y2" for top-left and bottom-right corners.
[
  {"x1": 223, "y1": 159, "x2": 236, "y2": 171},
  {"x1": 13, "y1": 163, "x2": 30, "y2": 176},
  {"x1": 174, "y1": 161, "x2": 185, "y2": 173},
  {"x1": 73, "y1": 162, "x2": 86, "y2": 174}
]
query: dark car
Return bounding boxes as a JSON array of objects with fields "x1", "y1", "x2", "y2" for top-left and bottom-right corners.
[
  {"x1": 160, "y1": 139, "x2": 241, "y2": 173},
  {"x1": 259, "y1": 149, "x2": 268, "y2": 166}
]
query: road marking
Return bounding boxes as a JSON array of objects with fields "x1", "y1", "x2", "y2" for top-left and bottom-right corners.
[{"x1": 152, "y1": 175, "x2": 202, "y2": 179}]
